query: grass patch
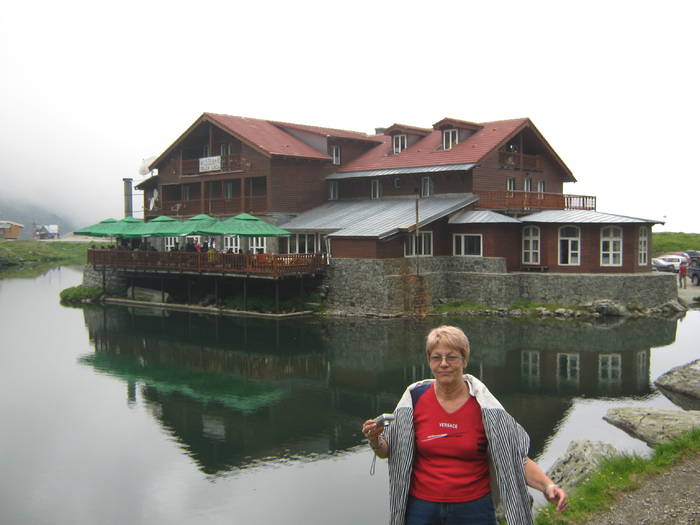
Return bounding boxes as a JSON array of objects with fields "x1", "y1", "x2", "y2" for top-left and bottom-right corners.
[
  {"x1": 652, "y1": 232, "x2": 700, "y2": 256},
  {"x1": 0, "y1": 240, "x2": 100, "y2": 277},
  {"x1": 535, "y1": 428, "x2": 700, "y2": 524},
  {"x1": 432, "y1": 300, "x2": 485, "y2": 313},
  {"x1": 60, "y1": 285, "x2": 104, "y2": 305}
]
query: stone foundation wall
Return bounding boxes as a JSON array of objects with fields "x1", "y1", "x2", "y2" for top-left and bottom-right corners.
[
  {"x1": 82, "y1": 265, "x2": 128, "y2": 292},
  {"x1": 326, "y1": 257, "x2": 678, "y2": 315}
]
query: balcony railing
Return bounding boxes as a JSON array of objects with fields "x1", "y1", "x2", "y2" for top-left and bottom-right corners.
[
  {"x1": 498, "y1": 152, "x2": 542, "y2": 170},
  {"x1": 182, "y1": 155, "x2": 245, "y2": 176},
  {"x1": 88, "y1": 249, "x2": 327, "y2": 277},
  {"x1": 476, "y1": 190, "x2": 596, "y2": 211},
  {"x1": 155, "y1": 196, "x2": 267, "y2": 217}
]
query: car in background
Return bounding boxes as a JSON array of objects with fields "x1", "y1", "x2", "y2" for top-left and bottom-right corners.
[
  {"x1": 652, "y1": 257, "x2": 676, "y2": 272},
  {"x1": 655, "y1": 254, "x2": 688, "y2": 272}
]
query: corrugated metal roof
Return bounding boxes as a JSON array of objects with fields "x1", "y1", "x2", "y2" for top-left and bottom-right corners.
[
  {"x1": 280, "y1": 194, "x2": 478, "y2": 238},
  {"x1": 519, "y1": 210, "x2": 663, "y2": 224},
  {"x1": 449, "y1": 210, "x2": 521, "y2": 224},
  {"x1": 326, "y1": 163, "x2": 476, "y2": 180}
]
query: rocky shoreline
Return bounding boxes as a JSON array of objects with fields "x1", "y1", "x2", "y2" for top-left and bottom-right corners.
[{"x1": 543, "y1": 359, "x2": 700, "y2": 523}]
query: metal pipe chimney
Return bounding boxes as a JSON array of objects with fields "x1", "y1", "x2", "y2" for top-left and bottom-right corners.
[{"x1": 123, "y1": 178, "x2": 133, "y2": 218}]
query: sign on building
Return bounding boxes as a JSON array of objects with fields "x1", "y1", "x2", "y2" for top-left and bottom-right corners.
[{"x1": 199, "y1": 156, "x2": 221, "y2": 173}]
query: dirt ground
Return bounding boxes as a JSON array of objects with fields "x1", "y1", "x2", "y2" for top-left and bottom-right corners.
[{"x1": 676, "y1": 276, "x2": 699, "y2": 305}]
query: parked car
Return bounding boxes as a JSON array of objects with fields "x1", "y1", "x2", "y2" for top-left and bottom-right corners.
[
  {"x1": 652, "y1": 257, "x2": 675, "y2": 272},
  {"x1": 690, "y1": 262, "x2": 700, "y2": 286},
  {"x1": 656, "y1": 254, "x2": 689, "y2": 272}
]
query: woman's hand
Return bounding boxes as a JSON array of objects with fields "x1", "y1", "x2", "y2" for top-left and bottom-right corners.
[
  {"x1": 544, "y1": 484, "x2": 568, "y2": 514},
  {"x1": 361, "y1": 420, "x2": 384, "y2": 444}
]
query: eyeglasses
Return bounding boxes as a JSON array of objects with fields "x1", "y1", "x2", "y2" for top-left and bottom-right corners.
[{"x1": 429, "y1": 354, "x2": 462, "y2": 364}]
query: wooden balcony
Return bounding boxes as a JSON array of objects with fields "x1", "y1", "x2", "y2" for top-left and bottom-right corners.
[
  {"x1": 476, "y1": 190, "x2": 596, "y2": 211},
  {"x1": 88, "y1": 249, "x2": 328, "y2": 278},
  {"x1": 498, "y1": 152, "x2": 542, "y2": 170},
  {"x1": 156, "y1": 196, "x2": 267, "y2": 217},
  {"x1": 182, "y1": 155, "x2": 246, "y2": 176}
]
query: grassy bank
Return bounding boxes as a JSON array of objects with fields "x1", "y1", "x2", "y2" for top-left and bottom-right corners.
[
  {"x1": 0, "y1": 240, "x2": 96, "y2": 278},
  {"x1": 535, "y1": 428, "x2": 700, "y2": 524},
  {"x1": 652, "y1": 232, "x2": 700, "y2": 256}
]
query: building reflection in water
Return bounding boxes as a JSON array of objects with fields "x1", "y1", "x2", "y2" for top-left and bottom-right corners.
[{"x1": 79, "y1": 307, "x2": 676, "y2": 476}]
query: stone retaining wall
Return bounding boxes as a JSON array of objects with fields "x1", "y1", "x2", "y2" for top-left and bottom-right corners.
[
  {"x1": 82, "y1": 264, "x2": 128, "y2": 292},
  {"x1": 326, "y1": 257, "x2": 678, "y2": 315}
]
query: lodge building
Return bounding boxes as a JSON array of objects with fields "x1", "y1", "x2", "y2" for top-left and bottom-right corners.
[{"x1": 136, "y1": 113, "x2": 659, "y2": 274}]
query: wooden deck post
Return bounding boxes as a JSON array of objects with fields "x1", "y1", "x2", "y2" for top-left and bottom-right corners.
[
  {"x1": 243, "y1": 276, "x2": 247, "y2": 310},
  {"x1": 275, "y1": 279, "x2": 279, "y2": 313}
]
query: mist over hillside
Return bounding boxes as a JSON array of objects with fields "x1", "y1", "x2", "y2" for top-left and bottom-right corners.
[{"x1": 0, "y1": 196, "x2": 77, "y2": 239}]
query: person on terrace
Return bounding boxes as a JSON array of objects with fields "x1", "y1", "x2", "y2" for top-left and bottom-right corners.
[{"x1": 362, "y1": 325, "x2": 567, "y2": 525}]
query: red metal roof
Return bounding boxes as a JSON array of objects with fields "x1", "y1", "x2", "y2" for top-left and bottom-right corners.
[
  {"x1": 338, "y1": 118, "x2": 529, "y2": 173},
  {"x1": 269, "y1": 120, "x2": 383, "y2": 143},
  {"x1": 205, "y1": 113, "x2": 330, "y2": 160}
]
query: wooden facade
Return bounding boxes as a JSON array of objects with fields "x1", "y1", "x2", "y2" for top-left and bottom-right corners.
[{"x1": 0, "y1": 221, "x2": 23, "y2": 239}]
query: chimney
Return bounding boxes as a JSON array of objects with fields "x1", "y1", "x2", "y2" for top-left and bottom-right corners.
[{"x1": 123, "y1": 178, "x2": 133, "y2": 218}]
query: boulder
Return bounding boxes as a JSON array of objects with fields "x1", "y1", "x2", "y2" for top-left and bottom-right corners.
[
  {"x1": 654, "y1": 359, "x2": 700, "y2": 410},
  {"x1": 589, "y1": 300, "x2": 630, "y2": 317},
  {"x1": 546, "y1": 440, "x2": 617, "y2": 492},
  {"x1": 603, "y1": 407, "x2": 700, "y2": 446}
]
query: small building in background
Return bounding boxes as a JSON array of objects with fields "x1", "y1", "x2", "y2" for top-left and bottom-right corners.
[
  {"x1": 0, "y1": 221, "x2": 24, "y2": 239},
  {"x1": 34, "y1": 224, "x2": 60, "y2": 239}
]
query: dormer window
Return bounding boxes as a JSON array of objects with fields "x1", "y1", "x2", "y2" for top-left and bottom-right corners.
[
  {"x1": 393, "y1": 134, "x2": 407, "y2": 154},
  {"x1": 331, "y1": 145, "x2": 341, "y2": 165},
  {"x1": 443, "y1": 129, "x2": 458, "y2": 150}
]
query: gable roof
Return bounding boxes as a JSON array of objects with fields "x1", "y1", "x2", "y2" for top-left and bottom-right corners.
[
  {"x1": 280, "y1": 193, "x2": 478, "y2": 239},
  {"x1": 383, "y1": 123, "x2": 432, "y2": 136},
  {"x1": 269, "y1": 120, "x2": 383, "y2": 143},
  {"x1": 335, "y1": 118, "x2": 575, "y2": 182}
]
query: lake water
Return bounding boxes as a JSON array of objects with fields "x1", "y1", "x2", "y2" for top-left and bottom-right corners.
[{"x1": 0, "y1": 267, "x2": 698, "y2": 524}]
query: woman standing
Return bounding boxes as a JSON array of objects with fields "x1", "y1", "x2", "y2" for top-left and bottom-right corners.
[{"x1": 362, "y1": 325, "x2": 566, "y2": 525}]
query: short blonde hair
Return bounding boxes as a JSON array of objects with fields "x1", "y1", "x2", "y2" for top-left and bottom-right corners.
[{"x1": 425, "y1": 325, "x2": 470, "y2": 362}]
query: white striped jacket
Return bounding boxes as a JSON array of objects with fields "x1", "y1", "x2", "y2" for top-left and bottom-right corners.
[{"x1": 382, "y1": 375, "x2": 533, "y2": 525}]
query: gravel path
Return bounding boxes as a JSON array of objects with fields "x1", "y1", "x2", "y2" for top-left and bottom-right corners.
[{"x1": 579, "y1": 452, "x2": 700, "y2": 525}]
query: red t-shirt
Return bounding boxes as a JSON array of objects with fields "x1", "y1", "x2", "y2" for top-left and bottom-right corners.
[{"x1": 410, "y1": 384, "x2": 490, "y2": 502}]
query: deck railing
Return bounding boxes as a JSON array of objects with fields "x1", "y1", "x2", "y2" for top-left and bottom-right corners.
[
  {"x1": 156, "y1": 195, "x2": 267, "y2": 217},
  {"x1": 88, "y1": 249, "x2": 327, "y2": 277},
  {"x1": 475, "y1": 190, "x2": 596, "y2": 211}
]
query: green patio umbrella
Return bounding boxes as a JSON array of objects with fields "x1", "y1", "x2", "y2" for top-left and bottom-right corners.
[
  {"x1": 176, "y1": 214, "x2": 218, "y2": 236},
  {"x1": 196, "y1": 213, "x2": 290, "y2": 237},
  {"x1": 126, "y1": 215, "x2": 184, "y2": 238},
  {"x1": 74, "y1": 218, "x2": 119, "y2": 237}
]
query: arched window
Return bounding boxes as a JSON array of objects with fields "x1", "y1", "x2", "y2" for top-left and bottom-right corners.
[
  {"x1": 638, "y1": 226, "x2": 649, "y2": 265},
  {"x1": 601, "y1": 226, "x2": 622, "y2": 266},
  {"x1": 522, "y1": 226, "x2": 540, "y2": 264},
  {"x1": 559, "y1": 226, "x2": 580, "y2": 265}
]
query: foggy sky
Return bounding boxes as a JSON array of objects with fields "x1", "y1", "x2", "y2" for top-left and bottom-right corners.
[{"x1": 1, "y1": 0, "x2": 697, "y2": 232}]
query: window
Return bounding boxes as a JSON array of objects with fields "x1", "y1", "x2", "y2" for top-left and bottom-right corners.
[
  {"x1": 220, "y1": 143, "x2": 231, "y2": 157},
  {"x1": 557, "y1": 352, "x2": 580, "y2": 389},
  {"x1": 289, "y1": 233, "x2": 315, "y2": 254},
  {"x1": 443, "y1": 129, "x2": 458, "y2": 150},
  {"x1": 393, "y1": 177, "x2": 401, "y2": 189},
  {"x1": 420, "y1": 176, "x2": 433, "y2": 197},
  {"x1": 203, "y1": 144, "x2": 210, "y2": 157},
  {"x1": 224, "y1": 235, "x2": 240, "y2": 253},
  {"x1": 371, "y1": 179, "x2": 382, "y2": 199},
  {"x1": 182, "y1": 185, "x2": 191, "y2": 201},
  {"x1": 537, "y1": 180, "x2": 545, "y2": 194},
  {"x1": 638, "y1": 226, "x2": 649, "y2": 265},
  {"x1": 523, "y1": 176, "x2": 532, "y2": 192},
  {"x1": 601, "y1": 226, "x2": 622, "y2": 266},
  {"x1": 599, "y1": 354, "x2": 622, "y2": 386},
  {"x1": 165, "y1": 237, "x2": 179, "y2": 251},
  {"x1": 393, "y1": 134, "x2": 407, "y2": 154},
  {"x1": 522, "y1": 226, "x2": 540, "y2": 264},
  {"x1": 329, "y1": 180, "x2": 339, "y2": 201},
  {"x1": 453, "y1": 234, "x2": 482, "y2": 256},
  {"x1": 404, "y1": 231, "x2": 433, "y2": 257},
  {"x1": 559, "y1": 226, "x2": 580, "y2": 265},
  {"x1": 521, "y1": 351, "x2": 540, "y2": 388},
  {"x1": 330, "y1": 145, "x2": 341, "y2": 165},
  {"x1": 250, "y1": 236, "x2": 266, "y2": 254},
  {"x1": 224, "y1": 181, "x2": 236, "y2": 199},
  {"x1": 506, "y1": 177, "x2": 515, "y2": 192}
]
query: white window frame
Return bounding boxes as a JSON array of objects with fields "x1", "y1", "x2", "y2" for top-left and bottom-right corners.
[
  {"x1": 404, "y1": 231, "x2": 433, "y2": 257},
  {"x1": 328, "y1": 180, "x2": 339, "y2": 201},
  {"x1": 537, "y1": 180, "x2": 545, "y2": 194},
  {"x1": 598, "y1": 353, "x2": 622, "y2": 385},
  {"x1": 393, "y1": 134, "x2": 407, "y2": 154},
  {"x1": 638, "y1": 226, "x2": 649, "y2": 266},
  {"x1": 250, "y1": 236, "x2": 266, "y2": 254},
  {"x1": 288, "y1": 233, "x2": 315, "y2": 254},
  {"x1": 522, "y1": 225, "x2": 540, "y2": 265},
  {"x1": 558, "y1": 225, "x2": 581, "y2": 266},
  {"x1": 453, "y1": 233, "x2": 483, "y2": 256},
  {"x1": 524, "y1": 176, "x2": 532, "y2": 192},
  {"x1": 220, "y1": 143, "x2": 231, "y2": 157},
  {"x1": 557, "y1": 352, "x2": 580, "y2": 388},
  {"x1": 224, "y1": 235, "x2": 241, "y2": 253},
  {"x1": 521, "y1": 351, "x2": 540, "y2": 388},
  {"x1": 420, "y1": 176, "x2": 433, "y2": 197},
  {"x1": 330, "y1": 145, "x2": 341, "y2": 165},
  {"x1": 371, "y1": 179, "x2": 382, "y2": 200},
  {"x1": 600, "y1": 226, "x2": 623, "y2": 266},
  {"x1": 224, "y1": 181, "x2": 236, "y2": 200},
  {"x1": 165, "y1": 236, "x2": 179, "y2": 250},
  {"x1": 506, "y1": 177, "x2": 515, "y2": 192},
  {"x1": 443, "y1": 128, "x2": 458, "y2": 150}
]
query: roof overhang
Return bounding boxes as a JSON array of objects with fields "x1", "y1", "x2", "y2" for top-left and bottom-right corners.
[
  {"x1": 327, "y1": 162, "x2": 476, "y2": 180},
  {"x1": 519, "y1": 210, "x2": 664, "y2": 224}
]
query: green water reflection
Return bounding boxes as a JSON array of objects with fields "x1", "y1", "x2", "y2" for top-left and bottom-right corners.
[{"x1": 80, "y1": 307, "x2": 677, "y2": 475}]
